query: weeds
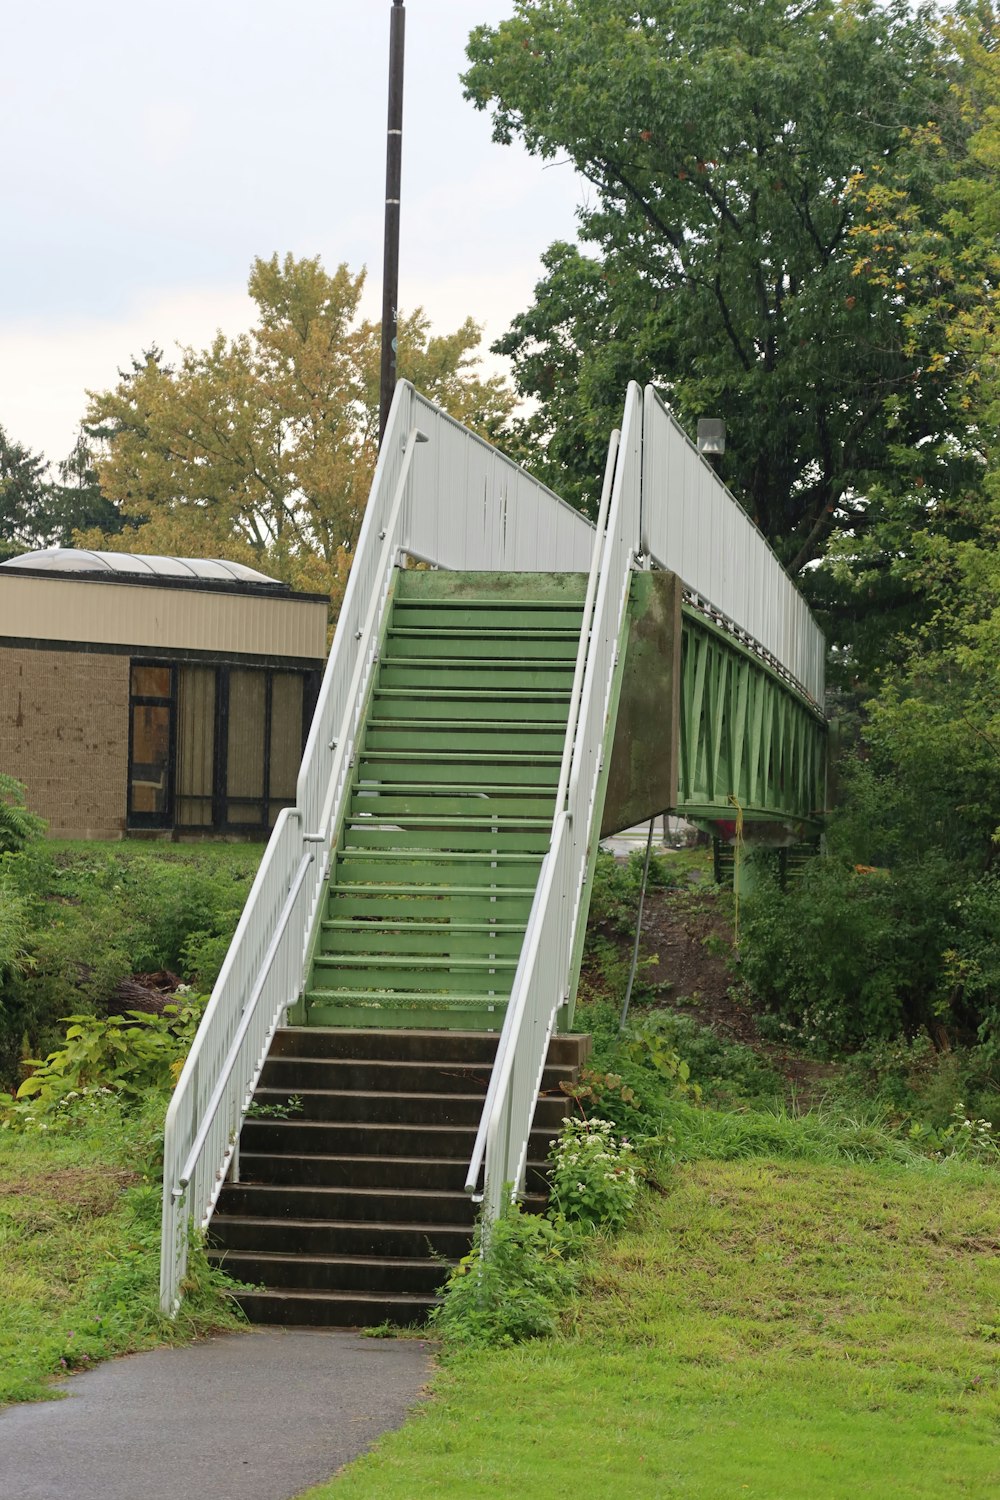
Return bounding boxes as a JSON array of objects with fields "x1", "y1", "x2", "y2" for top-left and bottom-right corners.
[{"x1": 429, "y1": 1199, "x2": 579, "y2": 1349}]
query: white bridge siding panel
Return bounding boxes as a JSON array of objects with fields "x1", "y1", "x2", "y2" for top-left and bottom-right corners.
[
  {"x1": 642, "y1": 387, "x2": 825, "y2": 707},
  {"x1": 403, "y1": 391, "x2": 594, "y2": 574}
]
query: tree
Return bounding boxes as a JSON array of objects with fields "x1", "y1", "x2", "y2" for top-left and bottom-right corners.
[
  {"x1": 80, "y1": 255, "x2": 514, "y2": 608},
  {"x1": 810, "y1": 2, "x2": 1000, "y2": 677},
  {"x1": 46, "y1": 434, "x2": 132, "y2": 545},
  {"x1": 464, "y1": 0, "x2": 966, "y2": 571},
  {"x1": 0, "y1": 426, "x2": 50, "y2": 560}
]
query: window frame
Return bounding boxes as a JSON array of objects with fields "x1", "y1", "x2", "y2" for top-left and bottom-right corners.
[{"x1": 126, "y1": 661, "x2": 178, "y2": 829}]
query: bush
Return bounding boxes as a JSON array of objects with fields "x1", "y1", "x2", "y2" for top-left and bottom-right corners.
[
  {"x1": 0, "y1": 773, "x2": 45, "y2": 855},
  {"x1": 588, "y1": 849, "x2": 682, "y2": 936},
  {"x1": 736, "y1": 854, "x2": 984, "y2": 1052},
  {"x1": 547, "y1": 1117, "x2": 640, "y2": 1231},
  {"x1": 2, "y1": 997, "x2": 206, "y2": 1133},
  {"x1": 429, "y1": 1199, "x2": 579, "y2": 1348},
  {"x1": 839, "y1": 1032, "x2": 999, "y2": 1132},
  {"x1": 0, "y1": 843, "x2": 259, "y2": 1089}
]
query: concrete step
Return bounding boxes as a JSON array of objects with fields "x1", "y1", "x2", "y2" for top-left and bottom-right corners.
[
  {"x1": 267, "y1": 1026, "x2": 590, "y2": 1068},
  {"x1": 210, "y1": 1213, "x2": 476, "y2": 1260},
  {"x1": 238, "y1": 1117, "x2": 557, "y2": 1162},
  {"x1": 257, "y1": 1056, "x2": 576, "y2": 1098},
  {"x1": 249, "y1": 1087, "x2": 571, "y2": 1129},
  {"x1": 216, "y1": 1183, "x2": 483, "y2": 1226},
  {"x1": 231, "y1": 1288, "x2": 439, "y2": 1328},
  {"x1": 207, "y1": 1249, "x2": 452, "y2": 1296}
]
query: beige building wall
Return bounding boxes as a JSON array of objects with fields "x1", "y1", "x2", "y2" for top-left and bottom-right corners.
[
  {"x1": 0, "y1": 575, "x2": 327, "y2": 662},
  {"x1": 0, "y1": 648, "x2": 129, "y2": 839}
]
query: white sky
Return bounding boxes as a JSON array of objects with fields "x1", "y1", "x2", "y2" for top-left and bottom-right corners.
[{"x1": 1, "y1": 1, "x2": 586, "y2": 465}]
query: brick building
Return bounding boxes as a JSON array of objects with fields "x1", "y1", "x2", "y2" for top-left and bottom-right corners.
[{"x1": 0, "y1": 550, "x2": 328, "y2": 840}]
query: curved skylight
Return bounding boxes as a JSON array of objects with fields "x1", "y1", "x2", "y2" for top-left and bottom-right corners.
[{"x1": 0, "y1": 548, "x2": 283, "y2": 586}]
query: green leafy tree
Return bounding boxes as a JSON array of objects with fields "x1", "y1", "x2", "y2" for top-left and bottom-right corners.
[
  {"x1": 46, "y1": 434, "x2": 130, "y2": 545},
  {"x1": 464, "y1": 0, "x2": 966, "y2": 571},
  {"x1": 815, "y1": 3, "x2": 1000, "y2": 676},
  {"x1": 80, "y1": 255, "x2": 514, "y2": 608},
  {"x1": 0, "y1": 426, "x2": 51, "y2": 559}
]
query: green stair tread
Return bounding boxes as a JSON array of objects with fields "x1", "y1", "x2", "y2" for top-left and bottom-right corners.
[
  {"x1": 322, "y1": 919, "x2": 526, "y2": 933},
  {"x1": 329, "y1": 882, "x2": 538, "y2": 897},
  {"x1": 304, "y1": 989, "x2": 508, "y2": 1008},
  {"x1": 374, "y1": 686, "x2": 572, "y2": 698},
  {"x1": 345, "y1": 813, "x2": 552, "y2": 828},
  {"x1": 352, "y1": 781, "x2": 557, "y2": 798},
  {"x1": 358, "y1": 748, "x2": 562, "y2": 763},
  {"x1": 366, "y1": 715, "x2": 563, "y2": 729},
  {"x1": 336, "y1": 848, "x2": 542, "y2": 864},
  {"x1": 314, "y1": 954, "x2": 517, "y2": 972}
]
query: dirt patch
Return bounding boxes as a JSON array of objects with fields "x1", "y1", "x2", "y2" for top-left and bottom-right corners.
[
  {"x1": 588, "y1": 874, "x2": 840, "y2": 1108},
  {"x1": 0, "y1": 1167, "x2": 140, "y2": 1215}
]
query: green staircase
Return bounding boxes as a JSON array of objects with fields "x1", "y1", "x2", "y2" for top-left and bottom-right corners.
[{"x1": 302, "y1": 572, "x2": 589, "y2": 1030}]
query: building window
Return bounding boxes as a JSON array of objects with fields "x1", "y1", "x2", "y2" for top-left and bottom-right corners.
[
  {"x1": 128, "y1": 664, "x2": 176, "y2": 828},
  {"x1": 127, "y1": 661, "x2": 315, "y2": 834},
  {"x1": 175, "y1": 666, "x2": 216, "y2": 828}
]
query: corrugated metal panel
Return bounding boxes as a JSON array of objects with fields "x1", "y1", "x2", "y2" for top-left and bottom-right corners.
[
  {"x1": 403, "y1": 389, "x2": 594, "y2": 571},
  {"x1": 641, "y1": 387, "x2": 826, "y2": 706},
  {"x1": 0, "y1": 576, "x2": 328, "y2": 662}
]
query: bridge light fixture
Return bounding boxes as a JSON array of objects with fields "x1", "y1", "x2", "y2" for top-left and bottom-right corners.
[{"x1": 697, "y1": 418, "x2": 726, "y2": 456}]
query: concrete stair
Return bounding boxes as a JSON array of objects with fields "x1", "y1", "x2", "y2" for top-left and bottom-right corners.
[{"x1": 208, "y1": 1026, "x2": 590, "y2": 1327}]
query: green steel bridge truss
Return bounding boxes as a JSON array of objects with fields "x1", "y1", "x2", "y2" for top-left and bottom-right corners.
[{"x1": 675, "y1": 605, "x2": 826, "y2": 831}]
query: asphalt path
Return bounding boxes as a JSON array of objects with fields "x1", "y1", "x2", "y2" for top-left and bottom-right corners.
[{"x1": 0, "y1": 1328, "x2": 434, "y2": 1500}]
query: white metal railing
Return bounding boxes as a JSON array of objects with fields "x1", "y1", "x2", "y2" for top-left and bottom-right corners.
[
  {"x1": 641, "y1": 387, "x2": 825, "y2": 707},
  {"x1": 159, "y1": 811, "x2": 313, "y2": 1311},
  {"x1": 160, "y1": 382, "x2": 595, "y2": 1313},
  {"x1": 465, "y1": 383, "x2": 644, "y2": 1219}
]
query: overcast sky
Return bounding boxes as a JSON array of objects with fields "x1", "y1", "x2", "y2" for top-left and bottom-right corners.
[{"x1": 1, "y1": 1, "x2": 585, "y2": 465}]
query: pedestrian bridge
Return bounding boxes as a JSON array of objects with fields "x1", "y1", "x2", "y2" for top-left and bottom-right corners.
[{"x1": 161, "y1": 380, "x2": 826, "y2": 1317}]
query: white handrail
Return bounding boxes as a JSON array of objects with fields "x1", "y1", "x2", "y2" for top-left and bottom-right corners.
[
  {"x1": 553, "y1": 430, "x2": 620, "y2": 817},
  {"x1": 464, "y1": 429, "x2": 620, "y2": 1205},
  {"x1": 466, "y1": 383, "x2": 644, "y2": 1218},
  {"x1": 174, "y1": 850, "x2": 315, "y2": 1198},
  {"x1": 160, "y1": 809, "x2": 314, "y2": 1312}
]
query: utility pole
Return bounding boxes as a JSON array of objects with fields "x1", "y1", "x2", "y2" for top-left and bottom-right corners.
[{"x1": 379, "y1": 0, "x2": 406, "y2": 445}]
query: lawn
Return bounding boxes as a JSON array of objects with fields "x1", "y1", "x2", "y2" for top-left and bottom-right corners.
[
  {"x1": 0, "y1": 835, "x2": 261, "y2": 1404},
  {"x1": 301, "y1": 1154, "x2": 1000, "y2": 1500},
  {"x1": 0, "y1": 1101, "x2": 245, "y2": 1405}
]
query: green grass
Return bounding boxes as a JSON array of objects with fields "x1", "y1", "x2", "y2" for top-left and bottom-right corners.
[
  {"x1": 45, "y1": 837, "x2": 267, "y2": 868},
  {"x1": 299, "y1": 1151, "x2": 1000, "y2": 1500},
  {"x1": 0, "y1": 1098, "x2": 245, "y2": 1405}
]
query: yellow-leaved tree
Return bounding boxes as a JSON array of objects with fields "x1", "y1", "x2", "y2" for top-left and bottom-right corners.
[{"x1": 79, "y1": 254, "x2": 514, "y2": 612}]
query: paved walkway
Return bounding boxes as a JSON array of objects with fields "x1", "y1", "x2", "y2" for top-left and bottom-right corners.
[{"x1": 0, "y1": 1328, "x2": 434, "y2": 1500}]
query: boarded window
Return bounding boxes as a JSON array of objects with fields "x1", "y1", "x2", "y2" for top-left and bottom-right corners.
[
  {"x1": 227, "y1": 669, "x2": 267, "y2": 826},
  {"x1": 175, "y1": 667, "x2": 216, "y2": 827}
]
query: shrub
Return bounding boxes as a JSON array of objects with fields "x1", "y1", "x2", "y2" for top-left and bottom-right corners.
[
  {"x1": 0, "y1": 773, "x2": 45, "y2": 855},
  {"x1": 2, "y1": 997, "x2": 205, "y2": 1131},
  {"x1": 0, "y1": 843, "x2": 258, "y2": 1088},
  {"x1": 547, "y1": 1117, "x2": 640, "y2": 1231},
  {"x1": 628, "y1": 1010, "x2": 782, "y2": 1105},
  {"x1": 737, "y1": 855, "x2": 974, "y2": 1051},
  {"x1": 588, "y1": 848, "x2": 681, "y2": 936},
  {"x1": 429, "y1": 1199, "x2": 579, "y2": 1348}
]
